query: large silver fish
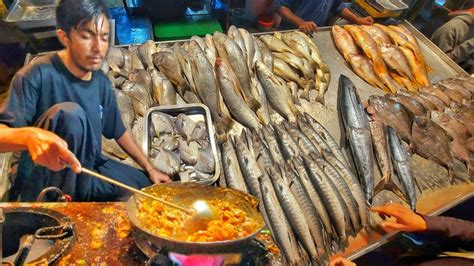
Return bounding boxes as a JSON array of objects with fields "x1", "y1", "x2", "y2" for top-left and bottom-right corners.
[
  {"x1": 387, "y1": 127, "x2": 417, "y2": 210},
  {"x1": 339, "y1": 75, "x2": 375, "y2": 202}
]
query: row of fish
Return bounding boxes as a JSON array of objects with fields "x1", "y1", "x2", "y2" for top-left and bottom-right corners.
[
  {"x1": 339, "y1": 75, "x2": 417, "y2": 210},
  {"x1": 220, "y1": 113, "x2": 368, "y2": 265},
  {"x1": 148, "y1": 112, "x2": 215, "y2": 182},
  {"x1": 333, "y1": 24, "x2": 429, "y2": 93},
  {"x1": 366, "y1": 76, "x2": 474, "y2": 183}
]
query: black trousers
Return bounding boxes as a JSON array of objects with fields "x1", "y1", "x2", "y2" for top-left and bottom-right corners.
[{"x1": 12, "y1": 102, "x2": 151, "y2": 202}]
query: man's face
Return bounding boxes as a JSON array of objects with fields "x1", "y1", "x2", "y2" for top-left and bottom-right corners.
[{"x1": 61, "y1": 14, "x2": 110, "y2": 72}]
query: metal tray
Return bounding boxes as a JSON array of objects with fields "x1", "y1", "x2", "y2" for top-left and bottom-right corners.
[
  {"x1": 4, "y1": 0, "x2": 59, "y2": 30},
  {"x1": 143, "y1": 104, "x2": 220, "y2": 186},
  {"x1": 371, "y1": 0, "x2": 408, "y2": 12}
]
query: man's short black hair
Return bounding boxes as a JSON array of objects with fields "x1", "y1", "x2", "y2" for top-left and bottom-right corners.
[{"x1": 56, "y1": 0, "x2": 110, "y2": 33}]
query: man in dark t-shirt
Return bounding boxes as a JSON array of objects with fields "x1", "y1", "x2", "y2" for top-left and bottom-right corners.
[{"x1": 0, "y1": 0, "x2": 170, "y2": 201}]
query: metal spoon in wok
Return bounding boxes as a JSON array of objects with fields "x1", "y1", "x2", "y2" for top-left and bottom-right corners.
[{"x1": 64, "y1": 164, "x2": 218, "y2": 230}]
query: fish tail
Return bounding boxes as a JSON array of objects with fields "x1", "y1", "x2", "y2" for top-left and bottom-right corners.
[{"x1": 300, "y1": 83, "x2": 312, "y2": 102}]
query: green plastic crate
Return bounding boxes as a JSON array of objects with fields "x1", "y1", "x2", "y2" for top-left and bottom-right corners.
[{"x1": 153, "y1": 18, "x2": 222, "y2": 41}]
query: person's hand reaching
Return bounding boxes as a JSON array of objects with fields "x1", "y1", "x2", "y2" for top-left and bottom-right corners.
[
  {"x1": 298, "y1": 21, "x2": 318, "y2": 33},
  {"x1": 356, "y1": 16, "x2": 374, "y2": 25},
  {"x1": 148, "y1": 167, "x2": 171, "y2": 183},
  {"x1": 371, "y1": 204, "x2": 427, "y2": 232},
  {"x1": 25, "y1": 127, "x2": 81, "y2": 173}
]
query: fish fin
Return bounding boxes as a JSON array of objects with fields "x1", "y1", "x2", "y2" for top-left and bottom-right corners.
[{"x1": 246, "y1": 97, "x2": 262, "y2": 112}]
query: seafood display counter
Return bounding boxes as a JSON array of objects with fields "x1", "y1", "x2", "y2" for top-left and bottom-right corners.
[
  {"x1": 304, "y1": 20, "x2": 472, "y2": 260},
  {"x1": 15, "y1": 20, "x2": 472, "y2": 264}
]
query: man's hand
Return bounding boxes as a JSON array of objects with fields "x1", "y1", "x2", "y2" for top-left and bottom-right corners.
[
  {"x1": 371, "y1": 204, "x2": 427, "y2": 232},
  {"x1": 25, "y1": 127, "x2": 81, "y2": 173},
  {"x1": 298, "y1": 21, "x2": 318, "y2": 33},
  {"x1": 355, "y1": 16, "x2": 374, "y2": 25},
  {"x1": 148, "y1": 168, "x2": 171, "y2": 183}
]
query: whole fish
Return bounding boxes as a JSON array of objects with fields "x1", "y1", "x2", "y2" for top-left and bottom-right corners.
[
  {"x1": 122, "y1": 80, "x2": 151, "y2": 117},
  {"x1": 284, "y1": 164, "x2": 328, "y2": 257},
  {"x1": 194, "y1": 144, "x2": 215, "y2": 174},
  {"x1": 178, "y1": 140, "x2": 199, "y2": 165},
  {"x1": 302, "y1": 155, "x2": 347, "y2": 242},
  {"x1": 128, "y1": 45, "x2": 145, "y2": 70},
  {"x1": 439, "y1": 79, "x2": 473, "y2": 98},
  {"x1": 191, "y1": 35, "x2": 207, "y2": 51},
  {"x1": 445, "y1": 106, "x2": 474, "y2": 137},
  {"x1": 252, "y1": 36, "x2": 262, "y2": 67},
  {"x1": 269, "y1": 167, "x2": 319, "y2": 261},
  {"x1": 204, "y1": 34, "x2": 217, "y2": 54},
  {"x1": 238, "y1": 28, "x2": 255, "y2": 70},
  {"x1": 339, "y1": 75, "x2": 375, "y2": 202},
  {"x1": 106, "y1": 46, "x2": 124, "y2": 74},
  {"x1": 115, "y1": 89, "x2": 135, "y2": 130},
  {"x1": 303, "y1": 113, "x2": 350, "y2": 167},
  {"x1": 273, "y1": 52, "x2": 312, "y2": 80},
  {"x1": 251, "y1": 131, "x2": 274, "y2": 172},
  {"x1": 387, "y1": 127, "x2": 417, "y2": 210},
  {"x1": 149, "y1": 69, "x2": 176, "y2": 106},
  {"x1": 137, "y1": 40, "x2": 156, "y2": 70},
  {"x1": 273, "y1": 123, "x2": 300, "y2": 159},
  {"x1": 215, "y1": 58, "x2": 261, "y2": 130},
  {"x1": 431, "y1": 111, "x2": 472, "y2": 176},
  {"x1": 348, "y1": 54, "x2": 388, "y2": 92},
  {"x1": 389, "y1": 25, "x2": 424, "y2": 62},
  {"x1": 379, "y1": 44, "x2": 414, "y2": 81},
  {"x1": 213, "y1": 32, "x2": 261, "y2": 111},
  {"x1": 332, "y1": 25, "x2": 360, "y2": 62},
  {"x1": 280, "y1": 31, "x2": 314, "y2": 68},
  {"x1": 152, "y1": 51, "x2": 189, "y2": 96},
  {"x1": 256, "y1": 61, "x2": 299, "y2": 122},
  {"x1": 128, "y1": 69, "x2": 152, "y2": 94},
  {"x1": 283, "y1": 120, "x2": 318, "y2": 156},
  {"x1": 360, "y1": 25, "x2": 392, "y2": 46},
  {"x1": 273, "y1": 58, "x2": 307, "y2": 89},
  {"x1": 221, "y1": 138, "x2": 248, "y2": 193},
  {"x1": 398, "y1": 46, "x2": 430, "y2": 87},
  {"x1": 313, "y1": 153, "x2": 362, "y2": 234},
  {"x1": 189, "y1": 41, "x2": 234, "y2": 134},
  {"x1": 259, "y1": 35, "x2": 295, "y2": 54},
  {"x1": 385, "y1": 93, "x2": 427, "y2": 118},
  {"x1": 345, "y1": 25, "x2": 402, "y2": 93},
  {"x1": 399, "y1": 91, "x2": 437, "y2": 111},
  {"x1": 369, "y1": 121, "x2": 406, "y2": 201},
  {"x1": 315, "y1": 68, "x2": 329, "y2": 104},
  {"x1": 293, "y1": 31, "x2": 330, "y2": 73},
  {"x1": 152, "y1": 148, "x2": 181, "y2": 176},
  {"x1": 227, "y1": 26, "x2": 246, "y2": 58},
  {"x1": 418, "y1": 91, "x2": 447, "y2": 111},
  {"x1": 300, "y1": 79, "x2": 315, "y2": 103},
  {"x1": 259, "y1": 176, "x2": 300, "y2": 265},
  {"x1": 173, "y1": 45, "x2": 195, "y2": 91},
  {"x1": 412, "y1": 116, "x2": 455, "y2": 183},
  {"x1": 255, "y1": 38, "x2": 274, "y2": 69},
  {"x1": 420, "y1": 85, "x2": 451, "y2": 106},
  {"x1": 122, "y1": 48, "x2": 132, "y2": 74},
  {"x1": 437, "y1": 84, "x2": 464, "y2": 104},
  {"x1": 296, "y1": 117, "x2": 330, "y2": 154},
  {"x1": 251, "y1": 76, "x2": 271, "y2": 125},
  {"x1": 291, "y1": 157, "x2": 334, "y2": 237},
  {"x1": 368, "y1": 96, "x2": 413, "y2": 144},
  {"x1": 262, "y1": 125, "x2": 285, "y2": 165},
  {"x1": 234, "y1": 137, "x2": 263, "y2": 199}
]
